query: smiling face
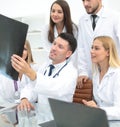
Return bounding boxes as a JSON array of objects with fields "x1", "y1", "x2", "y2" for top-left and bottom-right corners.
[
  {"x1": 50, "y1": 3, "x2": 64, "y2": 24},
  {"x1": 82, "y1": 0, "x2": 102, "y2": 14},
  {"x1": 49, "y1": 37, "x2": 72, "y2": 64},
  {"x1": 91, "y1": 39, "x2": 109, "y2": 65}
]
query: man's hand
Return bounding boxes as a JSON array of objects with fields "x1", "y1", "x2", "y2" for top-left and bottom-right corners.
[
  {"x1": 17, "y1": 98, "x2": 34, "y2": 112},
  {"x1": 77, "y1": 76, "x2": 89, "y2": 88},
  {"x1": 11, "y1": 54, "x2": 36, "y2": 80}
]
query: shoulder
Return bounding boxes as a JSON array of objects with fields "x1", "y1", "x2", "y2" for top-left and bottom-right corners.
[
  {"x1": 41, "y1": 24, "x2": 49, "y2": 33},
  {"x1": 72, "y1": 23, "x2": 78, "y2": 38},
  {"x1": 103, "y1": 8, "x2": 120, "y2": 19},
  {"x1": 72, "y1": 23, "x2": 78, "y2": 29},
  {"x1": 79, "y1": 13, "x2": 89, "y2": 21},
  {"x1": 66, "y1": 62, "x2": 77, "y2": 72},
  {"x1": 107, "y1": 67, "x2": 120, "y2": 77}
]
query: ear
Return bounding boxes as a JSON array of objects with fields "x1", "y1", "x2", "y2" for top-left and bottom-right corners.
[{"x1": 66, "y1": 50, "x2": 72, "y2": 58}]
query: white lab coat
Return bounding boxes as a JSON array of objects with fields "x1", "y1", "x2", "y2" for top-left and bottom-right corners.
[
  {"x1": 0, "y1": 63, "x2": 39, "y2": 103},
  {"x1": 77, "y1": 7, "x2": 120, "y2": 78},
  {"x1": 21, "y1": 60, "x2": 78, "y2": 102},
  {"x1": 93, "y1": 67, "x2": 120, "y2": 120},
  {"x1": 20, "y1": 60, "x2": 78, "y2": 123},
  {"x1": 41, "y1": 24, "x2": 78, "y2": 69}
]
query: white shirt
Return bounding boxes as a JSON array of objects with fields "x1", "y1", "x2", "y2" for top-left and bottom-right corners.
[
  {"x1": 41, "y1": 24, "x2": 78, "y2": 69},
  {"x1": 0, "y1": 63, "x2": 39, "y2": 103},
  {"x1": 93, "y1": 67, "x2": 120, "y2": 120},
  {"x1": 20, "y1": 60, "x2": 78, "y2": 123},
  {"x1": 77, "y1": 7, "x2": 120, "y2": 78}
]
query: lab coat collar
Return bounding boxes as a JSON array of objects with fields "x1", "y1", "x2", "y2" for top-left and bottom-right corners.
[
  {"x1": 103, "y1": 67, "x2": 120, "y2": 77},
  {"x1": 84, "y1": 6, "x2": 106, "y2": 21},
  {"x1": 54, "y1": 25, "x2": 66, "y2": 38},
  {"x1": 52, "y1": 60, "x2": 67, "y2": 69}
]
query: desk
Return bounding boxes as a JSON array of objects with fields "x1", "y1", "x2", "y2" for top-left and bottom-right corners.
[
  {"x1": 0, "y1": 114, "x2": 16, "y2": 127},
  {"x1": 0, "y1": 102, "x2": 52, "y2": 127},
  {"x1": 1, "y1": 102, "x2": 120, "y2": 127}
]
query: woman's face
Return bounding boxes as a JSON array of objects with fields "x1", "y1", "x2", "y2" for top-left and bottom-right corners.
[
  {"x1": 91, "y1": 39, "x2": 109, "y2": 64},
  {"x1": 50, "y1": 3, "x2": 64, "y2": 24},
  {"x1": 22, "y1": 44, "x2": 28, "y2": 60}
]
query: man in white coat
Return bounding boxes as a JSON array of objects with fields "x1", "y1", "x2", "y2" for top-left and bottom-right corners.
[
  {"x1": 11, "y1": 33, "x2": 78, "y2": 123},
  {"x1": 77, "y1": 0, "x2": 120, "y2": 87}
]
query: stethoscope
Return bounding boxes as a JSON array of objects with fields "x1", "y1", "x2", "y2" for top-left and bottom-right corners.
[{"x1": 44, "y1": 62, "x2": 68, "y2": 78}]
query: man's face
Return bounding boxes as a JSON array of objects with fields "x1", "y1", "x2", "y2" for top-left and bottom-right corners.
[
  {"x1": 82, "y1": 0, "x2": 102, "y2": 14},
  {"x1": 49, "y1": 37, "x2": 72, "y2": 64}
]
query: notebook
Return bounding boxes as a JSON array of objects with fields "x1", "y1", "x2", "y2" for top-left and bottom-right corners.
[
  {"x1": 0, "y1": 14, "x2": 28, "y2": 80},
  {"x1": 40, "y1": 98, "x2": 109, "y2": 127}
]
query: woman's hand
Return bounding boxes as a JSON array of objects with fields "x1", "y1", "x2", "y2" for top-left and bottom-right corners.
[{"x1": 82, "y1": 99, "x2": 98, "y2": 108}]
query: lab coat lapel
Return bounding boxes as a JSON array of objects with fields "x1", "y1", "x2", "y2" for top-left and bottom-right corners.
[{"x1": 84, "y1": 15, "x2": 93, "y2": 35}]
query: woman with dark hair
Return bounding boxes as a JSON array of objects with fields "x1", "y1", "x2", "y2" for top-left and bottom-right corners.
[{"x1": 41, "y1": 0, "x2": 78, "y2": 68}]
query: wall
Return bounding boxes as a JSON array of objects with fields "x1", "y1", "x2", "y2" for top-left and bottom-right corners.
[
  {"x1": 0, "y1": 0, "x2": 120, "y2": 64},
  {"x1": 0, "y1": 0, "x2": 119, "y2": 25}
]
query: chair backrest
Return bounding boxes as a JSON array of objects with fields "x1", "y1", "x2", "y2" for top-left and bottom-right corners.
[{"x1": 73, "y1": 79, "x2": 93, "y2": 104}]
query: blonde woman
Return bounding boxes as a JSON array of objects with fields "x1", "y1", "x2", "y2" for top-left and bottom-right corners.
[
  {"x1": 82, "y1": 36, "x2": 120, "y2": 125},
  {"x1": 0, "y1": 40, "x2": 38, "y2": 103}
]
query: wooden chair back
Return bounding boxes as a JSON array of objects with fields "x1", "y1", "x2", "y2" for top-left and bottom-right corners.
[{"x1": 73, "y1": 79, "x2": 93, "y2": 104}]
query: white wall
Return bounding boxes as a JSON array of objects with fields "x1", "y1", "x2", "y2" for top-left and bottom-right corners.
[
  {"x1": 0, "y1": 0, "x2": 119, "y2": 25},
  {"x1": 0, "y1": 0, "x2": 120, "y2": 64}
]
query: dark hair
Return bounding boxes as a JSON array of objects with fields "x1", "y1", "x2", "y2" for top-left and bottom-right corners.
[
  {"x1": 48, "y1": 0, "x2": 77, "y2": 43},
  {"x1": 58, "y1": 32, "x2": 77, "y2": 53}
]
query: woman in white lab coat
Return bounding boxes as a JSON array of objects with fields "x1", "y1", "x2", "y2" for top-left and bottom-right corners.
[
  {"x1": 41, "y1": 0, "x2": 78, "y2": 68},
  {"x1": 0, "y1": 40, "x2": 38, "y2": 103},
  {"x1": 82, "y1": 36, "x2": 120, "y2": 122}
]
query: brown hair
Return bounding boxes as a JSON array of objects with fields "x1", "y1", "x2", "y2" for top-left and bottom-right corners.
[{"x1": 48, "y1": 0, "x2": 77, "y2": 43}]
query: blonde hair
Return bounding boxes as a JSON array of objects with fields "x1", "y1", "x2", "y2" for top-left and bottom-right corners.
[
  {"x1": 92, "y1": 36, "x2": 120, "y2": 72},
  {"x1": 25, "y1": 40, "x2": 34, "y2": 64}
]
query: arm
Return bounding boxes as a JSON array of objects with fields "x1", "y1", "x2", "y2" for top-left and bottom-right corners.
[
  {"x1": 92, "y1": 69, "x2": 120, "y2": 120},
  {"x1": 100, "y1": 74, "x2": 120, "y2": 120},
  {"x1": 77, "y1": 21, "x2": 89, "y2": 87}
]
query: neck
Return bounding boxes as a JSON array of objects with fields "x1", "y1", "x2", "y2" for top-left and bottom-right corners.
[
  {"x1": 52, "y1": 59, "x2": 66, "y2": 65},
  {"x1": 56, "y1": 22, "x2": 64, "y2": 34},
  {"x1": 98, "y1": 62, "x2": 109, "y2": 82}
]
